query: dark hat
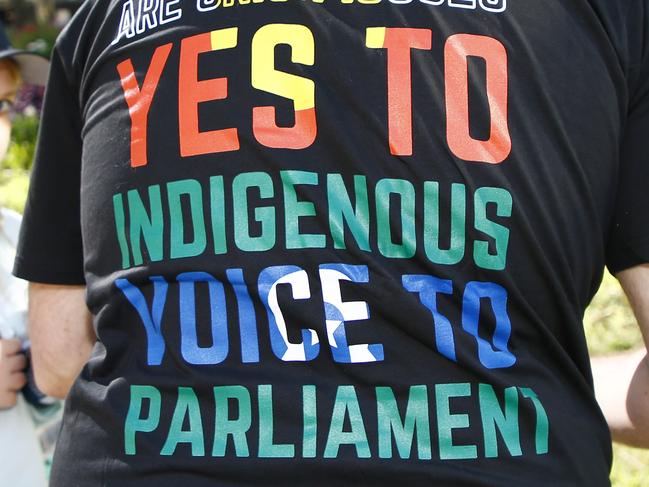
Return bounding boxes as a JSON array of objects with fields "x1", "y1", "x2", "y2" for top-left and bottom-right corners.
[{"x1": 0, "y1": 22, "x2": 49, "y2": 86}]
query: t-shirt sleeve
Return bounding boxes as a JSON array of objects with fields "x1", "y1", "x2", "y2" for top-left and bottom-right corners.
[
  {"x1": 12, "y1": 46, "x2": 85, "y2": 285},
  {"x1": 606, "y1": 7, "x2": 649, "y2": 274}
]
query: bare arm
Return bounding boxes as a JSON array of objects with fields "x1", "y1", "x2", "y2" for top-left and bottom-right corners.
[
  {"x1": 28, "y1": 283, "x2": 95, "y2": 399},
  {"x1": 592, "y1": 264, "x2": 649, "y2": 448}
]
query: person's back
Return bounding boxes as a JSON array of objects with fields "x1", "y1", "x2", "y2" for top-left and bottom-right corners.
[{"x1": 14, "y1": 0, "x2": 649, "y2": 485}]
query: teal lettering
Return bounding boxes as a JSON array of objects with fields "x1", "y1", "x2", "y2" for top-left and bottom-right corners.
[
  {"x1": 212, "y1": 386, "x2": 251, "y2": 457},
  {"x1": 258, "y1": 385, "x2": 295, "y2": 458},
  {"x1": 375, "y1": 178, "x2": 416, "y2": 259},
  {"x1": 376, "y1": 386, "x2": 432, "y2": 459},
  {"x1": 128, "y1": 185, "x2": 164, "y2": 265},
  {"x1": 324, "y1": 386, "x2": 371, "y2": 458},
  {"x1": 113, "y1": 193, "x2": 131, "y2": 269},
  {"x1": 479, "y1": 384, "x2": 521, "y2": 458},
  {"x1": 435, "y1": 383, "x2": 477, "y2": 460},
  {"x1": 124, "y1": 385, "x2": 161, "y2": 455},
  {"x1": 281, "y1": 170, "x2": 325, "y2": 249},
  {"x1": 209, "y1": 176, "x2": 227, "y2": 255},
  {"x1": 519, "y1": 387, "x2": 549, "y2": 455},
  {"x1": 233, "y1": 172, "x2": 276, "y2": 252},
  {"x1": 473, "y1": 187, "x2": 512, "y2": 271},
  {"x1": 302, "y1": 385, "x2": 317, "y2": 458},
  {"x1": 168, "y1": 179, "x2": 207, "y2": 259},
  {"x1": 423, "y1": 182, "x2": 466, "y2": 265},
  {"x1": 327, "y1": 174, "x2": 370, "y2": 252},
  {"x1": 161, "y1": 387, "x2": 205, "y2": 456}
]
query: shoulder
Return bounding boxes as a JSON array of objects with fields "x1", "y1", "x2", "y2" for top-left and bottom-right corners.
[{"x1": 54, "y1": 1, "x2": 123, "y2": 70}]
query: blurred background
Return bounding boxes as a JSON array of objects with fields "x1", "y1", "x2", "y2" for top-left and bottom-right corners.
[
  {"x1": 0, "y1": 1, "x2": 646, "y2": 485},
  {"x1": 0, "y1": 0, "x2": 81, "y2": 215}
]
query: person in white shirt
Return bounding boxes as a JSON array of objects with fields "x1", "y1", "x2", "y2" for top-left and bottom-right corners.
[{"x1": 0, "y1": 22, "x2": 49, "y2": 487}]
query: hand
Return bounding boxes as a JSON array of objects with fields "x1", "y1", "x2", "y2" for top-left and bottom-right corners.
[{"x1": 0, "y1": 339, "x2": 27, "y2": 409}]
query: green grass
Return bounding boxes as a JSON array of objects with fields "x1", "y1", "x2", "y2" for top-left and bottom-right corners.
[
  {"x1": 610, "y1": 444, "x2": 649, "y2": 487},
  {"x1": 0, "y1": 116, "x2": 37, "y2": 212},
  {"x1": 0, "y1": 168, "x2": 29, "y2": 211},
  {"x1": 585, "y1": 271, "x2": 649, "y2": 486},
  {"x1": 584, "y1": 271, "x2": 644, "y2": 355}
]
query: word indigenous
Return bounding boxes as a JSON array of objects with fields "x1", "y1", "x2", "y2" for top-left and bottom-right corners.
[{"x1": 112, "y1": 172, "x2": 513, "y2": 270}]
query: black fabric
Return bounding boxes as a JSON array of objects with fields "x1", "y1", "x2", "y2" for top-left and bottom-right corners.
[
  {"x1": 14, "y1": 47, "x2": 84, "y2": 285},
  {"x1": 13, "y1": 0, "x2": 649, "y2": 485},
  {"x1": 607, "y1": 4, "x2": 649, "y2": 273}
]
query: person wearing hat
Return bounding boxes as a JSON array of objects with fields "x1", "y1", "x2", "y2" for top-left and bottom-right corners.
[{"x1": 0, "y1": 21, "x2": 49, "y2": 487}]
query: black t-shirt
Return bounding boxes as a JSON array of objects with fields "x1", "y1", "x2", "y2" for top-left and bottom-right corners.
[{"x1": 13, "y1": 0, "x2": 649, "y2": 485}]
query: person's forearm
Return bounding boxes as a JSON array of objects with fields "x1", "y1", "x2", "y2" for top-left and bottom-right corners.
[
  {"x1": 28, "y1": 283, "x2": 96, "y2": 399},
  {"x1": 592, "y1": 349, "x2": 649, "y2": 448}
]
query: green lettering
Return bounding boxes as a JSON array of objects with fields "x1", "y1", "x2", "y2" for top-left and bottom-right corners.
[
  {"x1": 168, "y1": 179, "x2": 207, "y2": 260},
  {"x1": 423, "y1": 182, "x2": 466, "y2": 265},
  {"x1": 324, "y1": 386, "x2": 371, "y2": 458},
  {"x1": 519, "y1": 387, "x2": 549, "y2": 455},
  {"x1": 113, "y1": 193, "x2": 130, "y2": 269},
  {"x1": 376, "y1": 386, "x2": 431, "y2": 459},
  {"x1": 479, "y1": 384, "x2": 521, "y2": 458},
  {"x1": 128, "y1": 185, "x2": 164, "y2": 266},
  {"x1": 258, "y1": 385, "x2": 295, "y2": 458},
  {"x1": 124, "y1": 385, "x2": 161, "y2": 455},
  {"x1": 435, "y1": 383, "x2": 477, "y2": 460},
  {"x1": 233, "y1": 172, "x2": 276, "y2": 252},
  {"x1": 281, "y1": 170, "x2": 325, "y2": 249},
  {"x1": 473, "y1": 187, "x2": 512, "y2": 271},
  {"x1": 212, "y1": 386, "x2": 252, "y2": 457},
  {"x1": 209, "y1": 176, "x2": 227, "y2": 255},
  {"x1": 161, "y1": 387, "x2": 205, "y2": 456},
  {"x1": 327, "y1": 174, "x2": 370, "y2": 252},
  {"x1": 375, "y1": 178, "x2": 416, "y2": 259},
  {"x1": 303, "y1": 385, "x2": 317, "y2": 458}
]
